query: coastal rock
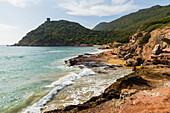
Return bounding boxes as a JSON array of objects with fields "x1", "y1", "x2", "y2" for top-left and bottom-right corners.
[
  {"x1": 69, "y1": 59, "x2": 78, "y2": 66},
  {"x1": 112, "y1": 42, "x2": 123, "y2": 48},
  {"x1": 99, "y1": 44, "x2": 111, "y2": 49},
  {"x1": 152, "y1": 44, "x2": 162, "y2": 55},
  {"x1": 134, "y1": 56, "x2": 144, "y2": 65},
  {"x1": 162, "y1": 32, "x2": 170, "y2": 44},
  {"x1": 104, "y1": 65, "x2": 117, "y2": 70},
  {"x1": 126, "y1": 59, "x2": 138, "y2": 66},
  {"x1": 120, "y1": 51, "x2": 127, "y2": 57},
  {"x1": 84, "y1": 53, "x2": 93, "y2": 56},
  {"x1": 84, "y1": 62, "x2": 107, "y2": 68},
  {"x1": 143, "y1": 60, "x2": 152, "y2": 65},
  {"x1": 151, "y1": 53, "x2": 170, "y2": 65},
  {"x1": 124, "y1": 53, "x2": 133, "y2": 60},
  {"x1": 162, "y1": 48, "x2": 170, "y2": 53}
]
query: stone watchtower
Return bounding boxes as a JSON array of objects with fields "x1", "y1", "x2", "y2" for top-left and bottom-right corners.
[{"x1": 46, "y1": 18, "x2": 51, "y2": 22}]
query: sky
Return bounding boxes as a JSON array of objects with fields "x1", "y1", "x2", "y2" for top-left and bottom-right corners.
[{"x1": 0, "y1": 0, "x2": 169, "y2": 45}]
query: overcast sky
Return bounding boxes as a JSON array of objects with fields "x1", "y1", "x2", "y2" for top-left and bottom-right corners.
[{"x1": 0, "y1": 0, "x2": 169, "y2": 45}]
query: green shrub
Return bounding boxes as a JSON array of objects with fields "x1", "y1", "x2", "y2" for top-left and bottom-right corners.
[
  {"x1": 139, "y1": 16, "x2": 170, "y2": 32},
  {"x1": 138, "y1": 33, "x2": 151, "y2": 44},
  {"x1": 145, "y1": 24, "x2": 162, "y2": 32},
  {"x1": 116, "y1": 35, "x2": 130, "y2": 43}
]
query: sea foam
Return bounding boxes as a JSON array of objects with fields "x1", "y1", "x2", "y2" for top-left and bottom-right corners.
[{"x1": 22, "y1": 68, "x2": 96, "y2": 113}]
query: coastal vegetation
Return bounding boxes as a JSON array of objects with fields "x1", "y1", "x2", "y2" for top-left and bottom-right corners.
[
  {"x1": 14, "y1": 20, "x2": 132, "y2": 46},
  {"x1": 138, "y1": 33, "x2": 151, "y2": 44},
  {"x1": 94, "y1": 5, "x2": 170, "y2": 32},
  {"x1": 139, "y1": 16, "x2": 170, "y2": 32}
]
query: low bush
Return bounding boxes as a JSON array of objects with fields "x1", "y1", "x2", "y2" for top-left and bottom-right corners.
[
  {"x1": 138, "y1": 33, "x2": 151, "y2": 44},
  {"x1": 116, "y1": 35, "x2": 130, "y2": 43}
]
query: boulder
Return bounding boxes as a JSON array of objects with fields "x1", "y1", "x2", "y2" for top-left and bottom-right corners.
[
  {"x1": 115, "y1": 64, "x2": 123, "y2": 67},
  {"x1": 151, "y1": 53, "x2": 170, "y2": 65},
  {"x1": 143, "y1": 60, "x2": 152, "y2": 65},
  {"x1": 84, "y1": 53, "x2": 93, "y2": 56},
  {"x1": 162, "y1": 48, "x2": 170, "y2": 53},
  {"x1": 84, "y1": 62, "x2": 107, "y2": 68},
  {"x1": 120, "y1": 51, "x2": 127, "y2": 56},
  {"x1": 152, "y1": 44, "x2": 162, "y2": 55},
  {"x1": 162, "y1": 33, "x2": 170, "y2": 44},
  {"x1": 113, "y1": 42, "x2": 123, "y2": 48},
  {"x1": 126, "y1": 59, "x2": 138, "y2": 66},
  {"x1": 124, "y1": 53, "x2": 133, "y2": 60},
  {"x1": 134, "y1": 56, "x2": 144, "y2": 65},
  {"x1": 78, "y1": 55, "x2": 84, "y2": 57},
  {"x1": 69, "y1": 59, "x2": 78, "y2": 66}
]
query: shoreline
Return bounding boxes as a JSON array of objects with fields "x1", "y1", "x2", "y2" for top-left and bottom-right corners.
[
  {"x1": 10, "y1": 44, "x2": 102, "y2": 47},
  {"x1": 44, "y1": 50, "x2": 170, "y2": 113},
  {"x1": 42, "y1": 49, "x2": 133, "y2": 112},
  {"x1": 44, "y1": 26, "x2": 170, "y2": 113},
  {"x1": 20, "y1": 47, "x2": 113, "y2": 113}
]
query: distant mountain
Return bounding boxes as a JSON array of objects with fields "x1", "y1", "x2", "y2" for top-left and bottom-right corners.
[
  {"x1": 95, "y1": 5, "x2": 170, "y2": 33},
  {"x1": 93, "y1": 22, "x2": 107, "y2": 30},
  {"x1": 14, "y1": 20, "x2": 119, "y2": 46}
]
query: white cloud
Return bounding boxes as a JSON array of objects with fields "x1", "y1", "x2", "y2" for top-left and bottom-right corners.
[
  {"x1": 0, "y1": 0, "x2": 41, "y2": 8},
  {"x1": 111, "y1": 0, "x2": 127, "y2": 4},
  {"x1": 0, "y1": 24, "x2": 19, "y2": 31},
  {"x1": 58, "y1": 0, "x2": 138, "y2": 16}
]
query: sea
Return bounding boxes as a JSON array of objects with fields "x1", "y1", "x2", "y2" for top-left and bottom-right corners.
[{"x1": 0, "y1": 45, "x2": 132, "y2": 113}]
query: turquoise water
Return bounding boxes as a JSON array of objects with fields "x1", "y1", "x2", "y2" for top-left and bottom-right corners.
[{"x1": 0, "y1": 46, "x2": 100, "y2": 113}]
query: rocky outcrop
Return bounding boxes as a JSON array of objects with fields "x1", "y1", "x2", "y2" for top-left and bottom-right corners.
[
  {"x1": 45, "y1": 66, "x2": 170, "y2": 113},
  {"x1": 44, "y1": 26, "x2": 170, "y2": 113},
  {"x1": 116, "y1": 27, "x2": 170, "y2": 66},
  {"x1": 126, "y1": 59, "x2": 138, "y2": 66},
  {"x1": 66, "y1": 27, "x2": 170, "y2": 67},
  {"x1": 152, "y1": 44, "x2": 162, "y2": 55}
]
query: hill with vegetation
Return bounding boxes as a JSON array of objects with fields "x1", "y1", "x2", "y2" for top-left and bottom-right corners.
[
  {"x1": 93, "y1": 22, "x2": 107, "y2": 30},
  {"x1": 14, "y1": 5, "x2": 170, "y2": 46},
  {"x1": 14, "y1": 20, "x2": 110, "y2": 46},
  {"x1": 95, "y1": 5, "x2": 170, "y2": 33},
  {"x1": 14, "y1": 20, "x2": 132, "y2": 46}
]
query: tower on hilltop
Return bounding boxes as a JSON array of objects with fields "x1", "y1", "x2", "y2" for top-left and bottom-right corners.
[{"x1": 46, "y1": 18, "x2": 51, "y2": 22}]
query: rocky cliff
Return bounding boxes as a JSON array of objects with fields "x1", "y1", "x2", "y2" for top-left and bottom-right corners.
[{"x1": 111, "y1": 26, "x2": 170, "y2": 66}]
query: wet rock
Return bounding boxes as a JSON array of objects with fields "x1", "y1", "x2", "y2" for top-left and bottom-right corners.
[
  {"x1": 84, "y1": 53, "x2": 93, "y2": 56},
  {"x1": 78, "y1": 65, "x2": 84, "y2": 69},
  {"x1": 97, "y1": 71, "x2": 109, "y2": 74},
  {"x1": 104, "y1": 65, "x2": 117, "y2": 70},
  {"x1": 84, "y1": 62, "x2": 107, "y2": 68},
  {"x1": 78, "y1": 55, "x2": 84, "y2": 57},
  {"x1": 152, "y1": 44, "x2": 162, "y2": 55},
  {"x1": 69, "y1": 59, "x2": 78, "y2": 66}
]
